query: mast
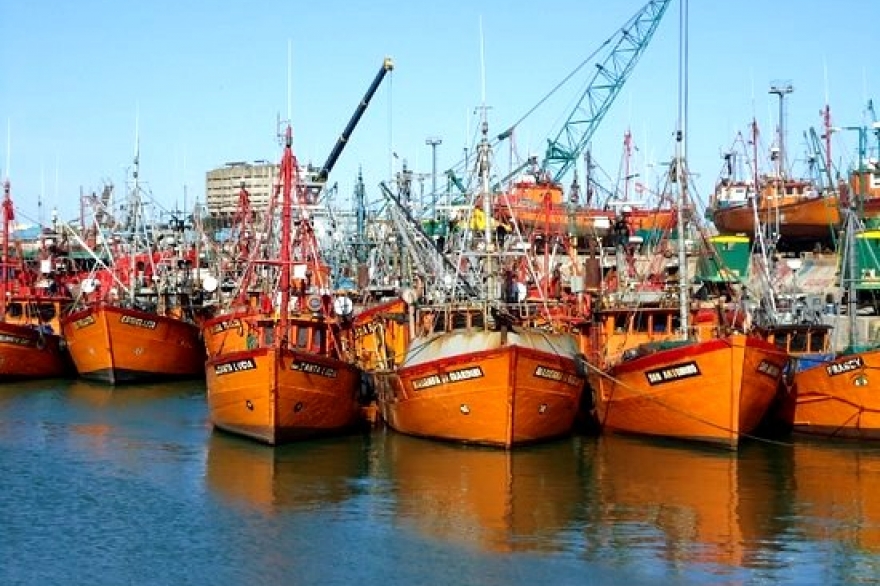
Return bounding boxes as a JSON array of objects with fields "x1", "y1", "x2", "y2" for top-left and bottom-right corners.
[
  {"x1": 675, "y1": 0, "x2": 689, "y2": 337},
  {"x1": 1, "y1": 178, "x2": 11, "y2": 319},
  {"x1": 277, "y1": 124, "x2": 295, "y2": 345},
  {"x1": 769, "y1": 83, "x2": 793, "y2": 179}
]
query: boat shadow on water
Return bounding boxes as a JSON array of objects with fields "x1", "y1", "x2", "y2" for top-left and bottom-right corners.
[
  {"x1": 373, "y1": 430, "x2": 590, "y2": 554},
  {"x1": 204, "y1": 430, "x2": 373, "y2": 515}
]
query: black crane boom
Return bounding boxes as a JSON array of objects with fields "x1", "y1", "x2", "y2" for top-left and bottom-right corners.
[{"x1": 318, "y1": 56, "x2": 394, "y2": 181}]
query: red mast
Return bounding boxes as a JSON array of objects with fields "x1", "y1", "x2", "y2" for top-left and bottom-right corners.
[
  {"x1": 277, "y1": 124, "x2": 295, "y2": 346},
  {"x1": 1, "y1": 178, "x2": 11, "y2": 317}
]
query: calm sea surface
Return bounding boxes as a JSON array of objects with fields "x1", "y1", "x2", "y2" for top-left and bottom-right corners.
[{"x1": 2, "y1": 378, "x2": 879, "y2": 586}]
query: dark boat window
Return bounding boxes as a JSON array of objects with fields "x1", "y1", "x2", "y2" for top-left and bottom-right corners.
[
  {"x1": 614, "y1": 314, "x2": 628, "y2": 332},
  {"x1": 809, "y1": 331, "x2": 828, "y2": 353},
  {"x1": 774, "y1": 333, "x2": 788, "y2": 350},
  {"x1": 263, "y1": 325, "x2": 275, "y2": 345},
  {"x1": 38, "y1": 304, "x2": 57, "y2": 321},
  {"x1": 312, "y1": 327, "x2": 325, "y2": 352},
  {"x1": 471, "y1": 311, "x2": 485, "y2": 329},
  {"x1": 452, "y1": 312, "x2": 468, "y2": 330},
  {"x1": 633, "y1": 312, "x2": 650, "y2": 332},
  {"x1": 296, "y1": 326, "x2": 309, "y2": 349},
  {"x1": 433, "y1": 311, "x2": 447, "y2": 333},
  {"x1": 6, "y1": 303, "x2": 23, "y2": 318},
  {"x1": 654, "y1": 313, "x2": 671, "y2": 333},
  {"x1": 790, "y1": 331, "x2": 808, "y2": 353}
]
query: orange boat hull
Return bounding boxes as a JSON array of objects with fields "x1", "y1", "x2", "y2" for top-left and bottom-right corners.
[
  {"x1": 710, "y1": 196, "x2": 840, "y2": 241},
  {"x1": 780, "y1": 349, "x2": 880, "y2": 439},
  {"x1": 61, "y1": 305, "x2": 204, "y2": 384},
  {"x1": 206, "y1": 346, "x2": 363, "y2": 445},
  {"x1": 0, "y1": 322, "x2": 75, "y2": 380},
  {"x1": 591, "y1": 334, "x2": 784, "y2": 448},
  {"x1": 375, "y1": 339, "x2": 584, "y2": 448}
]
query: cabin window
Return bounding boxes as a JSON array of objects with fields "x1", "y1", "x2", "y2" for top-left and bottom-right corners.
[
  {"x1": 312, "y1": 327, "x2": 325, "y2": 352},
  {"x1": 632, "y1": 312, "x2": 650, "y2": 333},
  {"x1": 6, "y1": 303, "x2": 23, "y2": 318},
  {"x1": 654, "y1": 314, "x2": 671, "y2": 333},
  {"x1": 32, "y1": 303, "x2": 57, "y2": 321},
  {"x1": 433, "y1": 311, "x2": 447, "y2": 333},
  {"x1": 452, "y1": 312, "x2": 468, "y2": 330},
  {"x1": 296, "y1": 326, "x2": 309, "y2": 349},
  {"x1": 263, "y1": 325, "x2": 275, "y2": 346},
  {"x1": 773, "y1": 334, "x2": 788, "y2": 350},
  {"x1": 809, "y1": 331, "x2": 828, "y2": 353},
  {"x1": 790, "y1": 331, "x2": 808, "y2": 353},
  {"x1": 471, "y1": 311, "x2": 485, "y2": 329},
  {"x1": 614, "y1": 314, "x2": 628, "y2": 332}
]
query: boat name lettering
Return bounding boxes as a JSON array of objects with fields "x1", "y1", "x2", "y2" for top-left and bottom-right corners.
[
  {"x1": 0, "y1": 333, "x2": 34, "y2": 346},
  {"x1": 353, "y1": 321, "x2": 380, "y2": 339},
  {"x1": 214, "y1": 358, "x2": 257, "y2": 376},
  {"x1": 412, "y1": 374, "x2": 443, "y2": 390},
  {"x1": 645, "y1": 361, "x2": 701, "y2": 385},
  {"x1": 210, "y1": 319, "x2": 240, "y2": 334},
  {"x1": 534, "y1": 366, "x2": 581, "y2": 387},
  {"x1": 73, "y1": 315, "x2": 96, "y2": 329},
  {"x1": 446, "y1": 366, "x2": 484, "y2": 382},
  {"x1": 411, "y1": 367, "x2": 485, "y2": 390},
  {"x1": 826, "y1": 356, "x2": 864, "y2": 377},
  {"x1": 120, "y1": 315, "x2": 158, "y2": 329},
  {"x1": 291, "y1": 361, "x2": 338, "y2": 378},
  {"x1": 757, "y1": 360, "x2": 782, "y2": 379}
]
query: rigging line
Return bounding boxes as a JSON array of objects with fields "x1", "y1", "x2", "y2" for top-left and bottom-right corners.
[{"x1": 497, "y1": 39, "x2": 610, "y2": 141}]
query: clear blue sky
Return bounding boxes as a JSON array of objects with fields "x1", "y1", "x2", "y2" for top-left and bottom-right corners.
[{"x1": 1, "y1": 0, "x2": 877, "y2": 227}]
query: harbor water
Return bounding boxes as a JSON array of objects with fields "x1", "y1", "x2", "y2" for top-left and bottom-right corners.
[{"x1": 2, "y1": 379, "x2": 879, "y2": 585}]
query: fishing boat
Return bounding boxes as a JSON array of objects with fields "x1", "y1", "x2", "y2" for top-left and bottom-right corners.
[
  {"x1": 354, "y1": 114, "x2": 586, "y2": 449},
  {"x1": 201, "y1": 124, "x2": 363, "y2": 445},
  {"x1": 584, "y1": 232, "x2": 786, "y2": 447},
  {"x1": 495, "y1": 128, "x2": 680, "y2": 250},
  {"x1": 709, "y1": 177, "x2": 839, "y2": 245},
  {"x1": 59, "y1": 146, "x2": 205, "y2": 384},
  {"x1": 707, "y1": 98, "x2": 840, "y2": 249},
  {"x1": 0, "y1": 178, "x2": 75, "y2": 380},
  {"x1": 774, "y1": 202, "x2": 880, "y2": 439},
  {"x1": 585, "y1": 9, "x2": 785, "y2": 448}
]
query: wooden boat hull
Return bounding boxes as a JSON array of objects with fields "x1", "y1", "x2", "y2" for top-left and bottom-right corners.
[
  {"x1": 710, "y1": 196, "x2": 840, "y2": 241},
  {"x1": 0, "y1": 321, "x2": 75, "y2": 380},
  {"x1": 373, "y1": 331, "x2": 585, "y2": 448},
  {"x1": 781, "y1": 349, "x2": 880, "y2": 439},
  {"x1": 61, "y1": 305, "x2": 204, "y2": 384},
  {"x1": 590, "y1": 334, "x2": 784, "y2": 448},
  {"x1": 206, "y1": 346, "x2": 363, "y2": 445}
]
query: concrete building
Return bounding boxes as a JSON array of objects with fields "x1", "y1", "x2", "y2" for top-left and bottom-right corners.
[
  {"x1": 205, "y1": 161, "x2": 329, "y2": 223},
  {"x1": 205, "y1": 161, "x2": 278, "y2": 221}
]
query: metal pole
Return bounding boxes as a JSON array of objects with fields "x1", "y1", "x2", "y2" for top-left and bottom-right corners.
[{"x1": 426, "y1": 137, "x2": 442, "y2": 221}]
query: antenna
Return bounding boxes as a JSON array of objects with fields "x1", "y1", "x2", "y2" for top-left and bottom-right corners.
[
  {"x1": 479, "y1": 16, "x2": 487, "y2": 106},
  {"x1": 287, "y1": 38, "x2": 293, "y2": 122},
  {"x1": 40, "y1": 162, "x2": 45, "y2": 227},
  {"x1": 5, "y1": 120, "x2": 10, "y2": 180}
]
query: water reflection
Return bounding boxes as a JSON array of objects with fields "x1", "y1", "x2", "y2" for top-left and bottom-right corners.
[
  {"x1": 64, "y1": 378, "x2": 205, "y2": 407},
  {"x1": 377, "y1": 431, "x2": 588, "y2": 553},
  {"x1": 585, "y1": 435, "x2": 792, "y2": 571},
  {"x1": 204, "y1": 431, "x2": 371, "y2": 515},
  {"x1": 791, "y1": 440, "x2": 880, "y2": 554}
]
